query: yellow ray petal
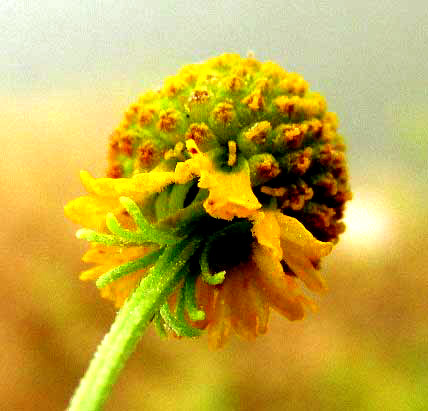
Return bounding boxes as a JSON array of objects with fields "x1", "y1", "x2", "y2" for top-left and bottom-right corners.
[
  {"x1": 175, "y1": 140, "x2": 261, "y2": 220},
  {"x1": 80, "y1": 170, "x2": 175, "y2": 199},
  {"x1": 82, "y1": 244, "x2": 150, "y2": 265},
  {"x1": 82, "y1": 245, "x2": 110, "y2": 264},
  {"x1": 80, "y1": 265, "x2": 109, "y2": 281},
  {"x1": 64, "y1": 195, "x2": 119, "y2": 231},
  {"x1": 252, "y1": 210, "x2": 283, "y2": 259},
  {"x1": 100, "y1": 271, "x2": 146, "y2": 308},
  {"x1": 200, "y1": 163, "x2": 262, "y2": 220}
]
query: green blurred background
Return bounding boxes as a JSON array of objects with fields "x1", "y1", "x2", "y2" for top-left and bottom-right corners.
[{"x1": 1, "y1": 1, "x2": 427, "y2": 410}]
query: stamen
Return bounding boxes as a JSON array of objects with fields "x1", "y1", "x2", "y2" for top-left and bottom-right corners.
[{"x1": 227, "y1": 140, "x2": 237, "y2": 166}]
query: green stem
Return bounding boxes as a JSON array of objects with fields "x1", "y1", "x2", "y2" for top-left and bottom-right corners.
[{"x1": 68, "y1": 239, "x2": 198, "y2": 411}]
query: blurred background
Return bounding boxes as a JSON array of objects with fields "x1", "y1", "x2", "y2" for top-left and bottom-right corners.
[{"x1": 1, "y1": 1, "x2": 427, "y2": 410}]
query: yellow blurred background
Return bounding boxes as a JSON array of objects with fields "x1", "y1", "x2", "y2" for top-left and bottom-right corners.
[{"x1": 1, "y1": 1, "x2": 427, "y2": 410}]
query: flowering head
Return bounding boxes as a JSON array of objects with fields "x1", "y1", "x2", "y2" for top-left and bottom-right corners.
[{"x1": 65, "y1": 54, "x2": 351, "y2": 348}]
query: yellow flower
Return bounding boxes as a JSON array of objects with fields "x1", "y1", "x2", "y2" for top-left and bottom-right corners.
[{"x1": 66, "y1": 53, "x2": 351, "y2": 348}]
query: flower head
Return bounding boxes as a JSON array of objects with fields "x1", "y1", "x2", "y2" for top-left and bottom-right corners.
[{"x1": 65, "y1": 54, "x2": 351, "y2": 348}]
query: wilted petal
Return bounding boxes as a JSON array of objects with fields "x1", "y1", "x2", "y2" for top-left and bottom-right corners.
[
  {"x1": 252, "y1": 244, "x2": 309, "y2": 320},
  {"x1": 281, "y1": 239, "x2": 326, "y2": 292},
  {"x1": 245, "y1": 265, "x2": 270, "y2": 334},
  {"x1": 207, "y1": 288, "x2": 232, "y2": 349},
  {"x1": 224, "y1": 265, "x2": 258, "y2": 340},
  {"x1": 274, "y1": 211, "x2": 332, "y2": 292}
]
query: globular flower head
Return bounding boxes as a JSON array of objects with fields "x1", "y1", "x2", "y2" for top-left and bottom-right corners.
[{"x1": 65, "y1": 54, "x2": 351, "y2": 348}]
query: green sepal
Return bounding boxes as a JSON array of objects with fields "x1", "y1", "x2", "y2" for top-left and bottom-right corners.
[
  {"x1": 200, "y1": 243, "x2": 227, "y2": 286},
  {"x1": 76, "y1": 228, "x2": 130, "y2": 246},
  {"x1": 167, "y1": 181, "x2": 195, "y2": 214},
  {"x1": 154, "y1": 188, "x2": 171, "y2": 221},
  {"x1": 118, "y1": 196, "x2": 152, "y2": 231},
  {"x1": 199, "y1": 220, "x2": 252, "y2": 285},
  {"x1": 184, "y1": 273, "x2": 206, "y2": 322},
  {"x1": 105, "y1": 211, "x2": 179, "y2": 246},
  {"x1": 160, "y1": 301, "x2": 203, "y2": 338},
  {"x1": 96, "y1": 247, "x2": 164, "y2": 289},
  {"x1": 153, "y1": 311, "x2": 168, "y2": 339}
]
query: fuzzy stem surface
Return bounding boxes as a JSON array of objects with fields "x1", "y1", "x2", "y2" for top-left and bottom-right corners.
[{"x1": 68, "y1": 239, "x2": 197, "y2": 411}]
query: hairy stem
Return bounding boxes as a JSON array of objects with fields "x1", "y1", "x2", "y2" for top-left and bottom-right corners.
[{"x1": 68, "y1": 238, "x2": 198, "y2": 411}]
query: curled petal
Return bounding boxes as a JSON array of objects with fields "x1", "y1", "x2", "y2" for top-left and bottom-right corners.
[
  {"x1": 199, "y1": 162, "x2": 262, "y2": 220},
  {"x1": 64, "y1": 195, "x2": 119, "y2": 231},
  {"x1": 206, "y1": 288, "x2": 232, "y2": 349},
  {"x1": 66, "y1": 170, "x2": 176, "y2": 230},
  {"x1": 280, "y1": 239, "x2": 327, "y2": 292},
  {"x1": 275, "y1": 212, "x2": 333, "y2": 261}
]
